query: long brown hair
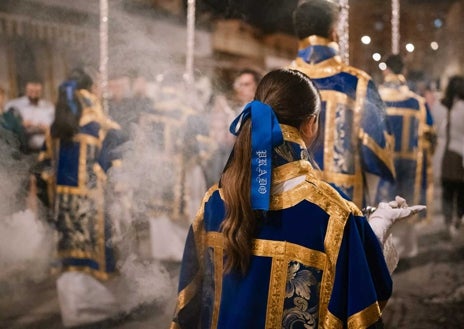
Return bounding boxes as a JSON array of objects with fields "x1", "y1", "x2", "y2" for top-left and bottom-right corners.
[
  {"x1": 50, "y1": 68, "x2": 93, "y2": 143},
  {"x1": 221, "y1": 69, "x2": 321, "y2": 274},
  {"x1": 441, "y1": 75, "x2": 464, "y2": 110}
]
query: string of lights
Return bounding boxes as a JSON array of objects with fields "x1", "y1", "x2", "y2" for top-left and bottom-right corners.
[
  {"x1": 99, "y1": 0, "x2": 109, "y2": 113},
  {"x1": 185, "y1": 0, "x2": 196, "y2": 84},
  {"x1": 391, "y1": 0, "x2": 400, "y2": 54},
  {"x1": 337, "y1": 0, "x2": 350, "y2": 64}
]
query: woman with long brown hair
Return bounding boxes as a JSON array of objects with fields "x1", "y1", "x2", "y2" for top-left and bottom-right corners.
[
  {"x1": 170, "y1": 68, "x2": 424, "y2": 329},
  {"x1": 37, "y1": 68, "x2": 126, "y2": 327}
]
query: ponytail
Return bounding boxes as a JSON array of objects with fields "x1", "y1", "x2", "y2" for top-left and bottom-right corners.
[
  {"x1": 220, "y1": 119, "x2": 256, "y2": 275},
  {"x1": 50, "y1": 80, "x2": 82, "y2": 142}
]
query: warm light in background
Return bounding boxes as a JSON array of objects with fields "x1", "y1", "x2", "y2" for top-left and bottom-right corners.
[
  {"x1": 372, "y1": 53, "x2": 381, "y2": 61},
  {"x1": 430, "y1": 41, "x2": 439, "y2": 51},
  {"x1": 405, "y1": 43, "x2": 415, "y2": 52},
  {"x1": 361, "y1": 35, "x2": 371, "y2": 45}
]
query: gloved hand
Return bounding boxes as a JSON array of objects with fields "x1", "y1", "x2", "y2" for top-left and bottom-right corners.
[{"x1": 368, "y1": 196, "x2": 426, "y2": 244}]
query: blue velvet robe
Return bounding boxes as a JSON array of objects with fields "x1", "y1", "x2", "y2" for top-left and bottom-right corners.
[
  {"x1": 170, "y1": 125, "x2": 392, "y2": 329},
  {"x1": 377, "y1": 73, "x2": 436, "y2": 217},
  {"x1": 289, "y1": 36, "x2": 395, "y2": 208},
  {"x1": 38, "y1": 89, "x2": 124, "y2": 280}
]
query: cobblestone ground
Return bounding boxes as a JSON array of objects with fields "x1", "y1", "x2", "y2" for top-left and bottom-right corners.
[
  {"x1": 0, "y1": 260, "x2": 180, "y2": 329},
  {"x1": 1, "y1": 215, "x2": 463, "y2": 329},
  {"x1": 383, "y1": 216, "x2": 464, "y2": 329}
]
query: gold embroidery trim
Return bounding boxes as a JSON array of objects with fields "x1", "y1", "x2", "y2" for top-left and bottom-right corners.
[
  {"x1": 415, "y1": 101, "x2": 427, "y2": 206},
  {"x1": 322, "y1": 310, "x2": 343, "y2": 329},
  {"x1": 352, "y1": 74, "x2": 367, "y2": 207},
  {"x1": 383, "y1": 73, "x2": 407, "y2": 84},
  {"x1": 359, "y1": 128, "x2": 396, "y2": 178},
  {"x1": 174, "y1": 186, "x2": 215, "y2": 321},
  {"x1": 56, "y1": 185, "x2": 87, "y2": 195},
  {"x1": 205, "y1": 232, "x2": 328, "y2": 329},
  {"x1": 112, "y1": 159, "x2": 122, "y2": 167},
  {"x1": 298, "y1": 35, "x2": 337, "y2": 48},
  {"x1": 318, "y1": 88, "x2": 362, "y2": 206},
  {"x1": 292, "y1": 57, "x2": 344, "y2": 79},
  {"x1": 347, "y1": 301, "x2": 381, "y2": 329},
  {"x1": 58, "y1": 250, "x2": 96, "y2": 259},
  {"x1": 78, "y1": 90, "x2": 120, "y2": 133},
  {"x1": 253, "y1": 240, "x2": 327, "y2": 270},
  {"x1": 380, "y1": 87, "x2": 413, "y2": 102},
  {"x1": 319, "y1": 90, "x2": 356, "y2": 107},
  {"x1": 207, "y1": 232, "x2": 327, "y2": 270},
  {"x1": 280, "y1": 124, "x2": 306, "y2": 148},
  {"x1": 174, "y1": 271, "x2": 203, "y2": 314},
  {"x1": 79, "y1": 138, "x2": 87, "y2": 188},
  {"x1": 307, "y1": 181, "x2": 351, "y2": 326},
  {"x1": 74, "y1": 134, "x2": 102, "y2": 147},
  {"x1": 272, "y1": 160, "x2": 313, "y2": 184},
  {"x1": 270, "y1": 179, "x2": 312, "y2": 210},
  {"x1": 212, "y1": 246, "x2": 223, "y2": 329},
  {"x1": 169, "y1": 322, "x2": 181, "y2": 329},
  {"x1": 266, "y1": 253, "x2": 287, "y2": 329},
  {"x1": 386, "y1": 107, "x2": 423, "y2": 117}
]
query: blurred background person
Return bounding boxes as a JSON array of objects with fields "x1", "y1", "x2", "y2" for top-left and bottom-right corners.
[
  {"x1": 35, "y1": 68, "x2": 126, "y2": 327},
  {"x1": 202, "y1": 93, "x2": 235, "y2": 188},
  {"x1": 290, "y1": 0, "x2": 396, "y2": 208},
  {"x1": 205, "y1": 68, "x2": 261, "y2": 185},
  {"x1": 377, "y1": 54, "x2": 436, "y2": 258},
  {"x1": 4, "y1": 78, "x2": 54, "y2": 154},
  {"x1": 1, "y1": 103, "x2": 28, "y2": 156},
  {"x1": 439, "y1": 75, "x2": 464, "y2": 238},
  {"x1": 423, "y1": 84, "x2": 448, "y2": 199},
  {"x1": 108, "y1": 72, "x2": 154, "y2": 140},
  {"x1": 130, "y1": 74, "x2": 154, "y2": 114},
  {"x1": 2, "y1": 78, "x2": 54, "y2": 213},
  {"x1": 230, "y1": 68, "x2": 262, "y2": 114},
  {"x1": 108, "y1": 74, "x2": 132, "y2": 139}
]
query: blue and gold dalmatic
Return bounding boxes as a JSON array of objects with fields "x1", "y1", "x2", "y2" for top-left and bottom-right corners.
[
  {"x1": 38, "y1": 89, "x2": 123, "y2": 280},
  {"x1": 170, "y1": 126, "x2": 392, "y2": 329},
  {"x1": 377, "y1": 73, "x2": 435, "y2": 216},
  {"x1": 289, "y1": 36, "x2": 395, "y2": 208}
]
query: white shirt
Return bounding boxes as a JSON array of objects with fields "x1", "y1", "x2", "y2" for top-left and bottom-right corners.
[
  {"x1": 448, "y1": 99, "x2": 464, "y2": 157},
  {"x1": 4, "y1": 96, "x2": 54, "y2": 150}
]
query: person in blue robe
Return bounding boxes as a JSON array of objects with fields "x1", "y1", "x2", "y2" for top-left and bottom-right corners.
[
  {"x1": 376, "y1": 55, "x2": 436, "y2": 258},
  {"x1": 170, "y1": 69, "x2": 424, "y2": 329},
  {"x1": 289, "y1": 0, "x2": 395, "y2": 208},
  {"x1": 377, "y1": 54, "x2": 435, "y2": 212},
  {"x1": 36, "y1": 68, "x2": 126, "y2": 327}
]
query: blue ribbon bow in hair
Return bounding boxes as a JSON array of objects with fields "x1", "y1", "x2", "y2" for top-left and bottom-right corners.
[
  {"x1": 229, "y1": 100, "x2": 284, "y2": 211},
  {"x1": 60, "y1": 80, "x2": 79, "y2": 115}
]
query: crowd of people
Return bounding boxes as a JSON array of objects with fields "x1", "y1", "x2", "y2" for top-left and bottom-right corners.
[
  {"x1": 0, "y1": 0, "x2": 463, "y2": 328},
  {"x1": 170, "y1": 1, "x2": 462, "y2": 329},
  {"x1": 0, "y1": 62, "x2": 263, "y2": 327}
]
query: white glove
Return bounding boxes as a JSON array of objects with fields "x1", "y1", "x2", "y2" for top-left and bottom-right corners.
[{"x1": 368, "y1": 196, "x2": 426, "y2": 245}]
